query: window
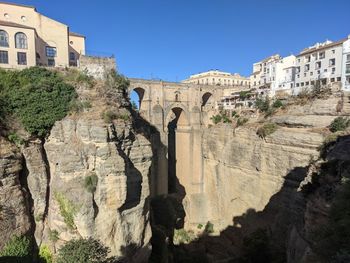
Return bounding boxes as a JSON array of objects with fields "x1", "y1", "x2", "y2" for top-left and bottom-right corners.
[
  {"x1": 46, "y1": 46, "x2": 57, "y2": 57},
  {"x1": 346, "y1": 64, "x2": 350, "y2": 74},
  {"x1": 0, "y1": 50, "x2": 8, "y2": 64},
  {"x1": 15, "y1": 32, "x2": 27, "y2": 49},
  {"x1": 329, "y1": 58, "x2": 335, "y2": 66},
  {"x1": 301, "y1": 82, "x2": 304, "y2": 87},
  {"x1": 332, "y1": 68, "x2": 335, "y2": 74},
  {"x1": 17, "y1": 52, "x2": 27, "y2": 65},
  {"x1": 306, "y1": 81, "x2": 309, "y2": 86},
  {"x1": 0, "y1": 30, "x2": 9, "y2": 47},
  {"x1": 330, "y1": 78, "x2": 335, "y2": 82},
  {"x1": 319, "y1": 52, "x2": 325, "y2": 59},
  {"x1": 305, "y1": 55, "x2": 311, "y2": 62},
  {"x1": 304, "y1": 73, "x2": 307, "y2": 77},
  {"x1": 315, "y1": 61, "x2": 321, "y2": 69},
  {"x1": 324, "y1": 69, "x2": 327, "y2": 72},
  {"x1": 296, "y1": 83, "x2": 300, "y2": 87},
  {"x1": 346, "y1": 76, "x2": 350, "y2": 84},
  {"x1": 305, "y1": 64, "x2": 310, "y2": 72},
  {"x1": 296, "y1": 67, "x2": 300, "y2": 73},
  {"x1": 332, "y1": 49, "x2": 335, "y2": 54},
  {"x1": 310, "y1": 72, "x2": 313, "y2": 76},
  {"x1": 347, "y1": 54, "x2": 350, "y2": 62},
  {"x1": 48, "y1": 58, "x2": 55, "y2": 67},
  {"x1": 337, "y1": 77, "x2": 341, "y2": 82}
]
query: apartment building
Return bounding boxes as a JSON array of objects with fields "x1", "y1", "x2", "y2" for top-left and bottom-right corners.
[
  {"x1": 342, "y1": 36, "x2": 350, "y2": 91},
  {"x1": 0, "y1": 2, "x2": 85, "y2": 69},
  {"x1": 273, "y1": 55, "x2": 296, "y2": 97},
  {"x1": 294, "y1": 39, "x2": 344, "y2": 94},
  {"x1": 182, "y1": 70, "x2": 250, "y2": 87},
  {"x1": 250, "y1": 54, "x2": 281, "y2": 88}
]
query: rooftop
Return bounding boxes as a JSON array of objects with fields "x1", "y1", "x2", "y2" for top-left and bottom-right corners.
[
  {"x1": 298, "y1": 38, "x2": 346, "y2": 56},
  {"x1": 0, "y1": 1, "x2": 36, "y2": 10},
  {"x1": 69, "y1": 31, "x2": 86, "y2": 38}
]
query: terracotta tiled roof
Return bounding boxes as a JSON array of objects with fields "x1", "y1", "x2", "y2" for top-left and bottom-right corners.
[
  {"x1": 0, "y1": 20, "x2": 35, "y2": 30},
  {"x1": 69, "y1": 31, "x2": 85, "y2": 38},
  {"x1": 297, "y1": 39, "x2": 346, "y2": 57}
]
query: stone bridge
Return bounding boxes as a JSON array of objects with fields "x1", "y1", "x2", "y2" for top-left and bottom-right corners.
[{"x1": 127, "y1": 78, "x2": 235, "y2": 226}]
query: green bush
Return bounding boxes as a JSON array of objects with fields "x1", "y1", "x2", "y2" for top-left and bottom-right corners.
[
  {"x1": 7, "y1": 133, "x2": 25, "y2": 147},
  {"x1": 211, "y1": 114, "x2": 222, "y2": 124},
  {"x1": 39, "y1": 245, "x2": 53, "y2": 263},
  {"x1": 54, "y1": 192, "x2": 79, "y2": 230},
  {"x1": 329, "y1": 117, "x2": 350, "y2": 133},
  {"x1": 272, "y1": 99, "x2": 283, "y2": 108},
  {"x1": 204, "y1": 221, "x2": 214, "y2": 234},
  {"x1": 0, "y1": 235, "x2": 31, "y2": 260},
  {"x1": 231, "y1": 111, "x2": 237, "y2": 117},
  {"x1": 237, "y1": 117, "x2": 248, "y2": 127},
  {"x1": 255, "y1": 96, "x2": 270, "y2": 112},
  {"x1": 174, "y1": 229, "x2": 195, "y2": 244},
  {"x1": 56, "y1": 238, "x2": 115, "y2": 263},
  {"x1": 257, "y1": 123, "x2": 278, "y2": 138},
  {"x1": 48, "y1": 229, "x2": 59, "y2": 243},
  {"x1": 84, "y1": 173, "x2": 98, "y2": 194},
  {"x1": 222, "y1": 114, "x2": 232, "y2": 123},
  {"x1": 0, "y1": 67, "x2": 76, "y2": 136}
]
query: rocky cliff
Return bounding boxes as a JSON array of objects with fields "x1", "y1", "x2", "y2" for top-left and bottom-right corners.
[{"x1": 0, "y1": 71, "x2": 154, "y2": 262}]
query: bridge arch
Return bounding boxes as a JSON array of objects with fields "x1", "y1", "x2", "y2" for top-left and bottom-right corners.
[
  {"x1": 164, "y1": 103, "x2": 190, "y2": 128},
  {"x1": 201, "y1": 92, "x2": 213, "y2": 107},
  {"x1": 130, "y1": 87, "x2": 146, "y2": 110}
]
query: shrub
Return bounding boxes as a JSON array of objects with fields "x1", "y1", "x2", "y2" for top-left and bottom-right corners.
[
  {"x1": 174, "y1": 229, "x2": 195, "y2": 244},
  {"x1": 70, "y1": 99, "x2": 92, "y2": 113},
  {"x1": 105, "y1": 70, "x2": 130, "y2": 91},
  {"x1": 236, "y1": 117, "x2": 248, "y2": 127},
  {"x1": 54, "y1": 192, "x2": 79, "y2": 230},
  {"x1": 84, "y1": 173, "x2": 98, "y2": 194},
  {"x1": 272, "y1": 99, "x2": 283, "y2": 108},
  {"x1": 329, "y1": 117, "x2": 350, "y2": 133},
  {"x1": 231, "y1": 111, "x2": 237, "y2": 117},
  {"x1": 39, "y1": 245, "x2": 53, "y2": 263},
  {"x1": 0, "y1": 67, "x2": 76, "y2": 136},
  {"x1": 222, "y1": 114, "x2": 232, "y2": 123},
  {"x1": 204, "y1": 221, "x2": 214, "y2": 234},
  {"x1": 0, "y1": 235, "x2": 31, "y2": 260},
  {"x1": 7, "y1": 133, "x2": 25, "y2": 147},
  {"x1": 239, "y1": 91, "x2": 250, "y2": 100},
  {"x1": 48, "y1": 229, "x2": 59, "y2": 243},
  {"x1": 255, "y1": 96, "x2": 270, "y2": 112},
  {"x1": 75, "y1": 71, "x2": 95, "y2": 89},
  {"x1": 56, "y1": 237, "x2": 115, "y2": 263},
  {"x1": 102, "y1": 111, "x2": 117, "y2": 123},
  {"x1": 211, "y1": 114, "x2": 222, "y2": 124},
  {"x1": 257, "y1": 123, "x2": 278, "y2": 138}
]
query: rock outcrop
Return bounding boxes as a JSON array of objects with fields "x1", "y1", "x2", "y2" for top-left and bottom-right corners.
[{"x1": 0, "y1": 137, "x2": 31, "y2": 250}]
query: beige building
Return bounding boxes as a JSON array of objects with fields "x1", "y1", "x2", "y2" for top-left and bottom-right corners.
[
  {"x1": 0, "y1": 1, "x2": 85, "y2": 69},
  {"x1": 182, "y1": 70, "x2": 250, "y2": 87}
]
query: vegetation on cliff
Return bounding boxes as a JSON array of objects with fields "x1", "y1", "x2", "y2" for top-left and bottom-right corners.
[{"x1": 0, "y1": 67, "x2": 76, "y2": 137}]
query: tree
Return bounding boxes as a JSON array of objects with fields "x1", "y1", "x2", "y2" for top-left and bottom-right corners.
[{"x1": 56, "y1": 238, "x2": 115, "y2": 263}]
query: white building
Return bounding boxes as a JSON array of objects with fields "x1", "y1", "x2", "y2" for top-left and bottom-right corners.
[
  {"x1": 182, "y1": 70, "x2": 250, "y2": 87},
  {"x1": 272, "y1": 55, "x2": 296, "y2": 97},
  {"x1": 294, "y1": 39, "x2": 344, "y2": 94},
  {"x1": 250, "y1": 54, "x2": 281, "y2": 96},
  {"x1": 342, "y1": 36, "x2": 350, "y2": 91}
]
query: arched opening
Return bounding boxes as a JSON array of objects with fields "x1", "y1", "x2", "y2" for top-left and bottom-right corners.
[
  {"x1": 202, "y1": 92, "x2": 213, "y2": 107},
  {"x1": 130, "y1": 87, "x2": 145, "y2": 111},
  {"x1": 167, "y1": 107, "x2": 189, "y2": 194}
]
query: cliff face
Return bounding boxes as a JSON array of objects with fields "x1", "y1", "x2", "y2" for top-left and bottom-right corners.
[
  {"x1": 0, "y1": 78, "x2": 154, "y2": 262},
  {"x1": 0, "y1": 137, "x2": 31, "y2": 247}
]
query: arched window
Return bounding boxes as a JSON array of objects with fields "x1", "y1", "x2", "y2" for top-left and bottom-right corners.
[
  {"x1": 15, "y1": 32, "x2": 27, "y2": 49},
  {"x1": 0, "y1": 30, "x2": 9, "y2": 47}
]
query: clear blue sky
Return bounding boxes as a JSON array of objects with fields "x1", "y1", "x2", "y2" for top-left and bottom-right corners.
[{"x1": 7, "y1": 0, "x2": 350, "y2": 81}]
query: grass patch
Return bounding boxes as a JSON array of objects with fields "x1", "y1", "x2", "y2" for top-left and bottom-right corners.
[
  {"x1": 54, "y1": 192, "x2": 79, "y2": 230},
  {"x1": 0, "y1": 235, "x2": 31, "y2": 260},
  {"x1": 329, "y1": 117, "x2": 350, "y2": 133}
]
